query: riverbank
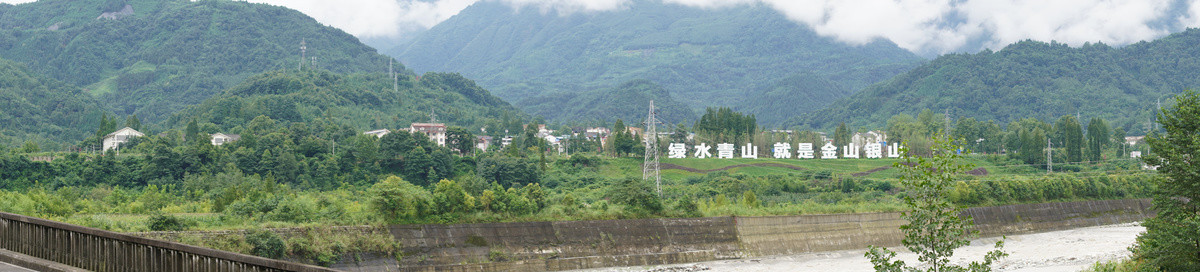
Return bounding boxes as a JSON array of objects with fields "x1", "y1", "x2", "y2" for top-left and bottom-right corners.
[{"x1": 580, "y1": 222, "x2": 1143, "y2": 272}]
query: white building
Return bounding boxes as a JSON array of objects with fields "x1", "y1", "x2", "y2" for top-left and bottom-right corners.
[
  {"x1": 210, "y1": 133, "x2": 241, "y2": 146},
  {"x1": 411, "y1": 123, "x2": 447, "y2": 147},
  {"x1": 851, "y1": 131, "x2": 887, "y2": 148},
  {"x1": 102, "y1": 127, "x2": 144, "y2": 153},
  {"x1": 363, "y1": 129, "x2": 391, "y2": 138},
  {"x1": 476, "y1": 136, "x2": 493, "y2": 151}
]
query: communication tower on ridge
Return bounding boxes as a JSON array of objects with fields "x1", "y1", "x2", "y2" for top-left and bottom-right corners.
[
  {"x1": 642, "y1": 100, "x2": 662, "y2": 197},
  {"x1": 299, "y1": 39, "x2": 307, "y2": 70}
]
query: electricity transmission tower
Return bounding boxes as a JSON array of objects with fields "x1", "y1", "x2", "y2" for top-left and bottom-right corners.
[
  {"x1": 642, "y1": 100, "x2": 662, "y2": 197},
  {"x1": 299, "y1": 39, "x2": 306, "y2": 70}
]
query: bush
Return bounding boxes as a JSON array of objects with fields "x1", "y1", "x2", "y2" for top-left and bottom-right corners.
[
  {"x1": 245, "y1": 229, "x2": 286, "y2": 259},
  {"x1": 146, "y1": 214, "x2": 189, "y2": 231},
  {"x1": 606, "y1": 177, "x2": 662, "y2": 214}
]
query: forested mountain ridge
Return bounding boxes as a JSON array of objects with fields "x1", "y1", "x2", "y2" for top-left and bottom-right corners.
[
  {"x1": 394, "y1": 0, "x2": 924, "y2": 124},
  {"x1": 793, "y1": 28, "x2": 1200, "y2": 133},
  {"x1": 515, "y1": 79, "x2": 695, "y2": 125},
  {"x1": 166, "y1": 69, "x2": 522, "y2": 135},
  {"x1": 0, "y1": 0, "x2": 398, "y2": 122},
  {"x1": 0, "y1": 58, "x2": 105, "y2": 147}
]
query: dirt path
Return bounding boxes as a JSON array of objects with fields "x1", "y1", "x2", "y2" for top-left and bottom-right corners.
[{"x1": 575, "y1": 223, "x2": 1143, "y2": 272}]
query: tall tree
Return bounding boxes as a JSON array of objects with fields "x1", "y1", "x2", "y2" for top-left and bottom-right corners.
[
  {"x1": 1054, "y1": 115, "x2": 1083, "y2": 163},
  {"x1": 1085, "y1": 118, "x2": 1109, "y2": 162},
  {"x1": 834, "y1": 122, "x2": 850, "y2": 158},
  {"x1": 446, "y1": 126, "x2": 474, "y2": 156},
  {"x1": 865, "y1": 134, "x2": 1006, "y2": 271},
  {"x1": 1136, "y1": 90, "x2": 1200, "y2": 270},
  {"x1": 185, "y1": 119, "x2": 200, "y2": 144},
  {"x1": 125, "y1": 115, "x2": 143, "y2": 131}
]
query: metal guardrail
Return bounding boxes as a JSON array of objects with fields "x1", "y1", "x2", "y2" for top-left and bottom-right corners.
[{"x1": 0, "y1": 212, "x2": 341, "y2": 272}]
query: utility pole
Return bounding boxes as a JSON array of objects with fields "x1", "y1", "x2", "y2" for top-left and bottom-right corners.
[
  {"x1": 944, "y1": 108, "x2": 951, "y2": 133},
  {"x1": 1047, "y1": 137, "x2": 1053, "y2": 173},
  {"x1": 642, "y1": 100, "x2": 662, "y2": 197}
]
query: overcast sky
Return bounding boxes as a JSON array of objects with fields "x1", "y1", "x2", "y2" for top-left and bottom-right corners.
[{"x1": 3, "y1": 0, "x2": 1197, "y2": 54}]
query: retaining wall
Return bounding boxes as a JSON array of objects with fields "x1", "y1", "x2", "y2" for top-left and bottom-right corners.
[
  {"x1": 131, "y1": 198, "x2": 1153, "y2": 272},
  {"x1": 365, "y1": 198, "x2": 1153, "y2": 272}
]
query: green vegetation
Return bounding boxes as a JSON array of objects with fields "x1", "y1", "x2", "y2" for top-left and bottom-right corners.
[
  {"x1": 1132, "y1": 90, "x2": 1200, "y2": 270},
  {"x1": 867, "y1": 135, "x2": 1006, "y2": 272},
  {"x1": 797, "y1": 29, "x2": 1200, "y2": 134},
  {"x1": 165, "y1": 69, "x2": 519, "y2": 134},
  {"x1": 0, "y1": 0, "x2": 397, "y2": 122},
  {"x1": 516, "y1": 79, "x2": 696, "y2": 125},
  {"x1": 0, "y1": 58, "x2": 106, "y2": 148},
  {"x1": 395, "y1": 0, "x2": 923, "y2": 125}
]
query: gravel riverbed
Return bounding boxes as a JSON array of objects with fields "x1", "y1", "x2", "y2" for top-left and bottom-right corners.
[{"x1": 575, "y1": 222, "x2": 1144, "y2": 272}]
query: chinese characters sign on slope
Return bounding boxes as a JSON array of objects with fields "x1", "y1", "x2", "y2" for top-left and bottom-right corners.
[{"x1": 666, "y1": 142, "x2": 902, "y2": 159}]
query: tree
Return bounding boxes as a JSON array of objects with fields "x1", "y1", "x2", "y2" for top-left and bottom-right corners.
[
  {"x1": 125, "y1": 115, "x2": 142, "y2": 131},
  {"x1": 866, "y1": 134, "x2": 1005, "y2": 272},
  {"x1": 835, "y1": 122, "x2": 850, "y2": 158},
  {"x1": 611, "y1": 119, "x2": 635, "y2": 157},
  {"x1": 1085, "y1": 118, "x2": 1109, "y2": 162},
  {"x1": 1135, "y1": 90, "x2": 1200, "y2": 270},
  {"x1": 185, "y1": 119, "x2": 200, "y2": 144},
  {"x1": 1054, "y1": 115, "x2": 1083, "y2": 163},
  {"x1": 446, "y1": 126, "x2": 474, "y2": 156},
  {"x1": 369, "y1": 176, "x2": 433, "y2": 222}
]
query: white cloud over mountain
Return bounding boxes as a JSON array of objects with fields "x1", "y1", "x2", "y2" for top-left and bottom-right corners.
[{"x1": 3, "y1": 0, "x2": 1194, "y2": 54}]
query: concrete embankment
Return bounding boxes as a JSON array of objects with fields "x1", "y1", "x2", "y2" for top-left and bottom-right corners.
[
  {"x1": 134, "y1": 198, "x2": 1153, "y2": 272},
  {"x1": 344, "y1": 198, "x2": 1151, "y2": 272}
]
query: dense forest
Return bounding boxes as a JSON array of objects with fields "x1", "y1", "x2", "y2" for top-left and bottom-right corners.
[
  {"x1": 0, "y1": 0, "x2": 397, "y2": 123},
  {"x1": 794, "y1": 28, "x2": 1200, "y2": 134},
  {"x1": 394, "y1": 0, "x2": 924, "y2": 123},
  {"x1": 515, "y1": 79, "x2": 695, "y2": 125},
  {"x1": 164, "y1": 69, "x2": 521, "y2": 136},
  {"x1": 0, "y1": 58, "x2": 106, "y2": 147}
]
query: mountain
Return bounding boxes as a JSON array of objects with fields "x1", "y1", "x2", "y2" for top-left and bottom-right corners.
[
  {"x1": 0, "y1": 58, "x2": 105, "y2": 147},
  {"x1": 793, "y1": 29, "x2": 1200, "y2": 134},
  {"x1": 516, "y1": 79, "x2": 694, "y2": 125},
  {"x1": 0, "y1": 0, "x2": 397, "y2": 122},
  {"x1": 393, "y1": 0, "x2": 924, "y2": 124},
  {"x1": 167, "y1": 69, "x2": 520, "y2": 134}
]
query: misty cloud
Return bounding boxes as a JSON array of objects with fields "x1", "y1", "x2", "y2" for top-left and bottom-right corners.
[{"x1": 5, "y1": 0, "x2": 1193, "y2": 54}]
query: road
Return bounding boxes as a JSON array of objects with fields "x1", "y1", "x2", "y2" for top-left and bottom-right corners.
[
  {"x1": 577, "y1": 222, "x2": 1144, "y2": 272},
  {"x1": 0, "y1": 262, "x2": 34, "y2": 272}
]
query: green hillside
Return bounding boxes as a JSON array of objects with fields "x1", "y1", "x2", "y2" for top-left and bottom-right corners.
[
  {"x1": 167, "y1": 69, "x2": 521, "y2": 133},
  {"x1": 516, "y1": 79, "x2": 695, "y2": 124},
  {"x1": 0, "y1": 0, "x2": 398, "y2": 122},
  {"x1": 394, "y1": 0, "x2": 924, "y2": 125},
  {"x1": 0, "y1": 58, "x2": 105, "y2": 147},
  {"x1": 793, "y1": 29, "x2": 1200, "y2": 133}
]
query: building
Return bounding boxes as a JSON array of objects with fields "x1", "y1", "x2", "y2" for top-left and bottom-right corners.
[
  {"x1": 1124, "y1": 136, "x2": 1144, "y2": 146},
  {"x1": 476, "y1": 135, "x2": 493, "y2": 151},
  {"x1": 363, "y1": 129, "x2": 391, "y2": 138},
  {"x1": 102, "y1": 127, "x2": 144, "y2": 153},
  {"x1": 210, "y1": 133, "x2": 241, "y2": 146},
  {"x1": 851, "y1": 131, "x2": 887, "y2": 147},
  {"x1": 501, "y1": 136, "x2": 514, "y2": 147},
  {"x1": 410, "y1": 123, "x2": 447, "y2": 147}
]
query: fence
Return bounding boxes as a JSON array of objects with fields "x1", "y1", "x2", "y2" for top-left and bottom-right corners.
[{"x1": 0, "y1": 211, "x2": 341, "y2": 272}]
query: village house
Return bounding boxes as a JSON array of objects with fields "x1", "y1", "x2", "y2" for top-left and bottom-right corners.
[
  {"x1": 1124, "y1": 136, "x2": 1144, "y2": 146},
  {"x1": 475, "y1": 135, "x2": 493, "y2": 151},
  {"x1": 102, "y1": 127, "x2": 144, "y2": 153},
  {"x1": 363, "y1": 129, "x2": 390, "y2": 138},
  {"x1": 501, "y1": 136, "x2": 514, "y2": 147},
  {"x1": 210, "y1": 133, "x2": 241, "y2": 146},
  {"x1": 411, "y1": 123, "x2": 447, "y2": 147},
  {"x1": 851, "y1": 131, "x2": 887, "y2": 147}
]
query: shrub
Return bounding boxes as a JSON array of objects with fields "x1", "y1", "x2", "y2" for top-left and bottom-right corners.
[
  {"x1": 245, "y1": 229, "x2": 286, "y2": 259},
  {"x1": 146, "y1": 214, "x2": 189, "y2": 231}
]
